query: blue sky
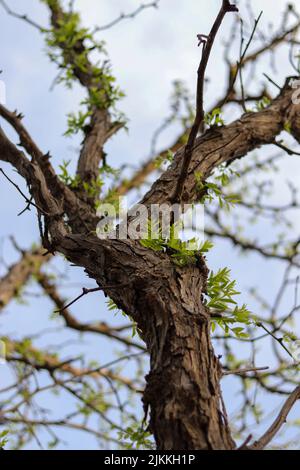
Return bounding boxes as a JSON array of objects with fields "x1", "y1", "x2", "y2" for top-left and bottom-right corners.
[{"x1": 0, "y1": 0, "x2": 300, "y2": 449}]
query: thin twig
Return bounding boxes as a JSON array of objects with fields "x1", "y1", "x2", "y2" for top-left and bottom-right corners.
[
  {"x1": 57, "y1": 284, "x2": 129, "y2": 313},
  {"x1": 223, "y1": 366, "x2": 269, "y2": 376},
  {"x1": 263, "y1": 73, "x2": 281, "y2": 90},
  {"x1": 0, "y1": 168, "x2": 47, "y2": 215},
  {"x1": 256, "y1": 322, "x2": 294, "y2": 359},
  {"x1": 94, "y1": 1, "x2": 160, "y2": 32},
  {"x1": 239, "y1": 19, "x2": 247, "y2": 112},
  {"x1": 172, "y1": 0, "x2": 238, "y2": 203},
  {"x1": 225, "y1": 11, "x2": 263, "y2": 105},
  {"x1": 0, "y1": 0, "x2": 48, "y2": 32},
  {"x1": 273, "y1": 140, "x2": 300, "y2": 156}
]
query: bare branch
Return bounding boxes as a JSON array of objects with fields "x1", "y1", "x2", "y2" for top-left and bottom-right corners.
[
  {"x1": 223, "y1": 366, "x2": 269, "y2": 377},
  {"x1": 94, "y1": 1, "x2": 160, "y2": 32},
  {"x1": 0, "y1": 0, "x2": 47, "y2": 32},
  {"x1": 172, "y1": 0, "x2": 238, "y2": 203},
  {"x1": 247, "y1": 385, "x2": 300, "y2": 450},
  {"x1": 56, "y1": 283, "x2": 130, "y2": 313},
  {"x1": 4, "y1": 338, "x2": 137, "y2": 390},
  {"x1": 37, "y1": 272, "x2": 145, "y2": 351}
]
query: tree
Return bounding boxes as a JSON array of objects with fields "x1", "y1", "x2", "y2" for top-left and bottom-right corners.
[{"x1": 0, "y1": 0, "x2": 300, "y2": 450}]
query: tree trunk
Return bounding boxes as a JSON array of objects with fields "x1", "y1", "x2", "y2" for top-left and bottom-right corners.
[
  {"x1": 141, "y1": 264, "x2": 235, "y2": 450},
  {"x1": 59, "y1": 235, "x2": 235, "y2": 450}
]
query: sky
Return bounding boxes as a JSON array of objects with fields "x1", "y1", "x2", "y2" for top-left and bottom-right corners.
[{"x1": 0, "y1": 0, "x2": 300, "y2": 450}]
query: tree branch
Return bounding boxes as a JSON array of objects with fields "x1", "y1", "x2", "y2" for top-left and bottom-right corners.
[
  {"x1": 94, "y1": 1, "x2": 160, "y2": 32},
  {"x1": 37, "y1": 272, "x2": 145, "y2": 351},
  {"x1": 246, "y1": 385, "x2": 300, "y2": 450},
  {"x1": 141, "y1": 79, "x2": 299, "y2": 208},
  {"x1": 172, "y1": 0, "x2": 238, "y2": 203},
  {"x1": 0, "y1": 247, "x2": 51, "y2": 310},
  {"x1": 0, "y1": 0, "x2": 47, "y2": 31},
  {"x1": 45, "y1": 0, "x2": 122, "y2": 187}
]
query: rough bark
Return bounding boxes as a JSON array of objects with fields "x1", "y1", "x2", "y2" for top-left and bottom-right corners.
[
  {"x1": 56, "y1": 234, "x2": 235, "y2": 449},
  {"x1": 141, "y1": 264, "x2": 235, "y2": 450}
]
